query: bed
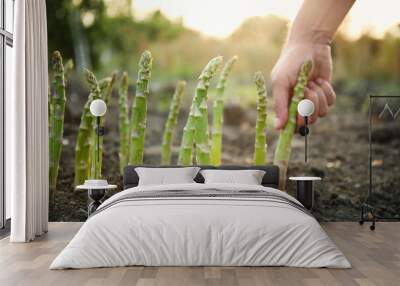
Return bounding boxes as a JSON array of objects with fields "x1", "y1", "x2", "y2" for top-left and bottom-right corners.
[{"x1": 50, "y1": 165, "x2": 350, "y2": 269}]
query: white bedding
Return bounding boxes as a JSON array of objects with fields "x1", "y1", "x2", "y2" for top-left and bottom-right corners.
[{"x1": 50, "y1": 183, "x2": 351, "y2": 269}]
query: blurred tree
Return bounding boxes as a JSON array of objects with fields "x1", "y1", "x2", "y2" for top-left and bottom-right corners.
[
  {"x1": 333, "y1": 26, "x2": 400, "y2": 83},
  {"x1": 104, "y1": 0, "x2": 133, "y2": 17},
  {"x1": 47, "y1": 1, "x2": 74, "y2": 64},
  {"x1": 47, "y1": 2, "x2": 400, "y2": 105},
  {"x1": 47, "y1": 0, "x2": 108, "y2": 71},
  {"x1": 47, "y1": 0, "x2": 184, "y2": 74},
  {"x1": 228, "y1": 16, "x2": 288, "y2": 76}
]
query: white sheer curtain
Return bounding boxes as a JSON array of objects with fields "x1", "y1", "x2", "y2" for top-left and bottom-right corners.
[{"x1": 7, "y1": 0, "x2": 49, "y2": 242}]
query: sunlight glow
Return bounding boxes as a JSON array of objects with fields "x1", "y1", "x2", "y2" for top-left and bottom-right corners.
[{"x1": 135, "y1": 0, "x2": 400, "y2": 39}]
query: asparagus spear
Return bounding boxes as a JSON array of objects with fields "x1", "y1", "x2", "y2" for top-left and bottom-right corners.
[
  {"x1": 98, "y1": 77, "x2": 112, "y2": 97},
  {"x1": 74, "y1": 69, "x2": 101, "y2": 185},
  {"x1": 118, "y1": 72, "x2": 130, "y2": 174},
  {"x1": 64, "y1": 59, "x2": 74, "y2": 84},
  {"x1": 49, "y1": 58, "x2": 73, "y2": 124},
  {"x1": 100, "y1": 71, "x2": 117, "y2": 106},
  {"x1": 210, "y1": 56, "x2": 238, "y2": 166},
  {"x1": 195, "y1": 56, "x2": 223, "y2": 164},
  {"x1": 128, "y1": 51, "x2": 153, "y2": 165},
  {"x1": 96, "y1": 72, "x2": 117, "y2": 177},
  {"x1": 49, "y1": 51, "x2": 66, "y2": 196},
  {"x1": 273, "y1": 60, "x2": 313, "y2": 190},
  {"x1": 161, "y1": 81, "x2": 186, "y2": 165},
  {"x1": 177, "y1": 105, "x2": 196, "y2": 165},
  {"x1": 253, "y1": 71, "x2": 268, "y2": 165},
  {"x1": 178, "y1": 56, "x2": 223, "y2": 165}
]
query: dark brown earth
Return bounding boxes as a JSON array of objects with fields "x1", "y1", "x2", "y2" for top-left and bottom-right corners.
[{"x1": 49, "y1": 88, "x2": 400, "y2": 222}]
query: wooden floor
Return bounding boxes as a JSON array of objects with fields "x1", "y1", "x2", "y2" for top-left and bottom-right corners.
[{"x1": 0, "y1": 222, "x2": 399, "y2": 286}]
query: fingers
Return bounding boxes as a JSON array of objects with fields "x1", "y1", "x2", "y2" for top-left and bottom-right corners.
[
  {"x1": 296, "y1": 113, "x2": 305, "y2": 130},
  {"x1": 309, "y1": 81, "x2": 328, "y2": 117},
  {"x1": 272, "y1": 76, "x2": 336, "y2": 130},
  {"x1": 316, "y1": 78, "x2": 336, "y2": 106},
  {"x1": 272, "y1": 81, "x2": 289, "y2": 129},
  {"x1": 297, "y1": 88, "x2": 319, "y2": 127},
  {"x1": 304, "y1": 88, "x2": 319, "y2": 124}
]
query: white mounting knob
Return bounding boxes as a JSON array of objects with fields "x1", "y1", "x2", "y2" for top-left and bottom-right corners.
[
  {"x1": 297, "y1": 99, "x2": 315, "y2": 117},
  {"x1": 90, "y1": 99, "x2": 107, "y2": 117}
]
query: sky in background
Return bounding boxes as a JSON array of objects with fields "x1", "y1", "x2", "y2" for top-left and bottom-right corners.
[{"x1": 134, "y1": 0, "x2": 400, "y2": 39}]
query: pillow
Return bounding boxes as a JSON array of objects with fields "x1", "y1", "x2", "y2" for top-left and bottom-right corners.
[
  {"x1": 200, "y1": 169, "x2": 266, "y2": 185},
  {"x1": 135, "y1": 167, "x2": 200, "y2": 186}
]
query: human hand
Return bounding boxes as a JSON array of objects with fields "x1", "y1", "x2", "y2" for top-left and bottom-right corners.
[{"x1": 271, "y1": 42, "x2": 336, "y2": 129}]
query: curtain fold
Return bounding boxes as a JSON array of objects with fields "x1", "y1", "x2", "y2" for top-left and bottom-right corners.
[{"x1": 8, "y1": 0, "x2": 49, "y2": 242}]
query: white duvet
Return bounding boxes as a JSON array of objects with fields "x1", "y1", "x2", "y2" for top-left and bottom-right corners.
[{"x1": 50, "y1": 183, "x2": 350, "y2": 269}]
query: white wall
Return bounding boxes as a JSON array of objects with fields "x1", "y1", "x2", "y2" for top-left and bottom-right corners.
[{"x1": 5, "y1": 45, "x2": 13, "y2": 220}]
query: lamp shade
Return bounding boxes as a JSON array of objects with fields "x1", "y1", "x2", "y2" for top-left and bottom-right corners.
[
  {"x1": 90, "y1": 99, "x2": 107, "y2": 117},
  {"x1": 297, "y1": 99, "x2": 315, "y2": 117}
]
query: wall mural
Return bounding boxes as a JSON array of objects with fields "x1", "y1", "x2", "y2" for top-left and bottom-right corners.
[{"x1": 46, "y1": 1, "x2": 400, "y2": 222}]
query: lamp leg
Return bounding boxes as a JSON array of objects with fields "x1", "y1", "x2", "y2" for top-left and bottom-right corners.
[
  {"x1": 96, "y1": 116, "x2": 100, "y2": 179},
  {"x1": 305, "y1": 116, "x2": 308, "y2": 163},
  {"x1": 88, "y1": 188, "x2": 106, "y2": 216}
]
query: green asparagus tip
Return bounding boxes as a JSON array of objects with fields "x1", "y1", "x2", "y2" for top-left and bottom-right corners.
[
  {"x1": 84, "y1": 68, "x2": 98, "y2": 87},
  {"x1": 209, "y1": 55, "x2": 223, "y2": 71},
  {"x1": 224, "y1": 56, "x2": 238, "y2": 73},
  {"x1": 139, "y1": 50, "x2": 153, "y2": 68},
  {"x1": 199, "y1": 56, "x2": 223, "y2": 82},
  {"x1": 253, "y1": 71, "x2": 265, "y2": 89},
  {"x1": 51, "y1": 51, "x2": 64, "y2": 73},
  {"x1": 99, "y1": 77, "x2": 112, "y2": 90},
  {"x1": 122, "y1": 71, "x2": 128, "y2": 83},
  {"x1": 177, "y1": 80, "x2": 186, "y2": 90},
  {"x1": 294, "y1": 60, "x2": 313, "y2": 91},
  {"x1": 109, "y1": 71, "x2": 117, "y2": 84},
  {"x1": 65, "y1": 59, "x2": 74, "y2": 71},
  {"x1": 301, "y1": 60, "x2": 313, "y2": 77}
]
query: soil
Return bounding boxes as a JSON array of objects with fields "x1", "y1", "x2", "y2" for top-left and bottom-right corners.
[{"x1": 49, "y1": 90, "x2": 400, "y2": 222}]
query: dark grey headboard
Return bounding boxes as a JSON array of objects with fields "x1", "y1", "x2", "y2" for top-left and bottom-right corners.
[{"x1": 123, "y1": 165, "x2": 280, "y2": 190}]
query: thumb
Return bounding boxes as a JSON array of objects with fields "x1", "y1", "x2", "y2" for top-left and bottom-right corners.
[{"x1": 273, "y1": 83, "x2": 289, "y2": 129}]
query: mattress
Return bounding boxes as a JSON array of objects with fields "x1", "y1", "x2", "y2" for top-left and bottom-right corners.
[{"x1": 50, "y1": 183, "x2": 351, "y2": 269}]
